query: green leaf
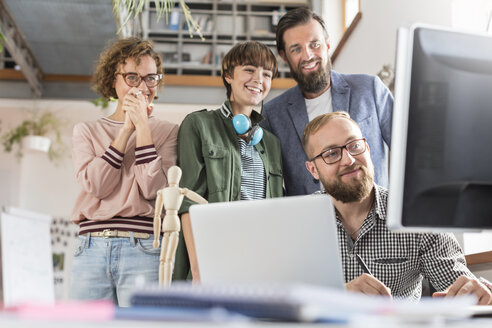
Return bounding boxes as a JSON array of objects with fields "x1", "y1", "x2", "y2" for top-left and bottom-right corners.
[{"x1": 0, "y1": 29, "x2": 6, "y2": 53}]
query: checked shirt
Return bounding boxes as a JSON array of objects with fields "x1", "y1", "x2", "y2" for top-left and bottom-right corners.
[{"x1": 318, "y1": 185, "x2": 474, "y2": 301}]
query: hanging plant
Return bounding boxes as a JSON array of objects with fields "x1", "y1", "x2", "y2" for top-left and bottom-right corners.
[
  {"x1": 1, "y1": 110, "x2": 68, "y2": 163},
  {"x1": 91, "y1": 96, "x2": 117, "y2": 110},
  {"x1": 113, "y1": 0, "x2": 203, "y2": 40},
  {"x1": 0, "y1": 28, "x2": 6, "y2": 53}
]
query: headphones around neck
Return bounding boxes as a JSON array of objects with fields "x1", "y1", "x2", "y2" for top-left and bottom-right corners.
[{"x1": 232, "y1": 114, "x2": 263, "y2": 146}]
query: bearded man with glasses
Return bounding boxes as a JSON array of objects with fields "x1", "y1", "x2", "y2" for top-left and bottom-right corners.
[{"x1": 302, "y1": 111, "x2": 492, "y2": 304}]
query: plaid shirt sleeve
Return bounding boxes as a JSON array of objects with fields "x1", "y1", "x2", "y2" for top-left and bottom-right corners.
[{"x1": 419, "y1": 232, "x2": 475, "y2": 291}]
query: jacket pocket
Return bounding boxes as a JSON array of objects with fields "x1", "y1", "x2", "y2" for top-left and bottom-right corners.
[
  {"x1": 202, "y1": 144, "x2": 228, "y2": 194},
  {"x1": 267, "y1": 166, "x2": 283, "y2": 197}
]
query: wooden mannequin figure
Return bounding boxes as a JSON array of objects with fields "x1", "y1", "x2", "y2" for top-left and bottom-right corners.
[{"x1": 153, "y1": 165, "x2": 207, "y2": 286}]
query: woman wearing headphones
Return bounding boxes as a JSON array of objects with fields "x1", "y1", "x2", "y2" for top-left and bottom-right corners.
[{"x1": 174, "y1": 41, "x2": 284, "y2": 281}]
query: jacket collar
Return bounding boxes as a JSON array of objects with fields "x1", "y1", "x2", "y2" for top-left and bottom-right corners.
[
  {"x1": 220, "y1": 100, "x2": 264, "y2": 125},
  {"x1": 330, "y1": 70, "x2": 351, "y2": 113},
  {"x1": 285, "y1": 70, "x2": 352, "y2": 142},
  {"x1": 286, "y1": 86, "x2": 309, "y2": 143}
]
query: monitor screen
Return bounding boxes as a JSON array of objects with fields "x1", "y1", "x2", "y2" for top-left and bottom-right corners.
[{"x1": 387, "y1": 24, "x2": 492, "y2": 231}]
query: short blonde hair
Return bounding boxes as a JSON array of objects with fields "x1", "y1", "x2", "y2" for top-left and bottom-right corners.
[{"x1": 302, "y1": 112, "x2": 359, "y2": 158}]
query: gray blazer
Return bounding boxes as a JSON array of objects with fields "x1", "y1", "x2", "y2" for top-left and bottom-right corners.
[{"x1": 262, "y1": 70, "x2": 393, "y2": 196}]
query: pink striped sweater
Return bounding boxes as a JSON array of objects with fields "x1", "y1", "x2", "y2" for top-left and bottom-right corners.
[{"x1": 71, "y1": 116, "x2": 178, "y2": 233}]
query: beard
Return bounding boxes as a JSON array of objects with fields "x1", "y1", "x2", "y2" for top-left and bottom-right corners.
[
  {"x1": 289, "y1": 57, "x2": 332, "y2": 94},
  {"x1": 319, "y1": 164, "x2": 374, "y2": 203}
]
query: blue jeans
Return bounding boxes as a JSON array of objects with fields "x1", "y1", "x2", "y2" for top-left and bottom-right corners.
[{"x1": 69, "y1": 233, "x2": 161, "y2": 307}]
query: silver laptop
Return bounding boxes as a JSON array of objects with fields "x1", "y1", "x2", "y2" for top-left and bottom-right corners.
[{"x1": 189, "y1": 195, "x2": 345, "y2": 289}]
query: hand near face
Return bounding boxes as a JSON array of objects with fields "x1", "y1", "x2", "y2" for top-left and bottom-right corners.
[
  {"x1": 122, "y1": 104, "x2": 135, "y2": 131},
  {"x1": 346, "y1": 273, "x2": 392, "y2": 297},
  {"x1": 122, "y1": 88, "x2": 150, "y2": 130},
  {"x1": 432, "y1": 276, "x2": 491, "y2": 305}
]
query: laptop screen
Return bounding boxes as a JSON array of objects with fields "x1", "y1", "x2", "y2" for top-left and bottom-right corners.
[{"x1": 189, "y1": 195, "x2": 345, "y2": 289}]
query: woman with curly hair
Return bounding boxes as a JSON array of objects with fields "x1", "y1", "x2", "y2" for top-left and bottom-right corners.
[{"x1": 70, "y1": 37, "x2": 178, "y2": 306}]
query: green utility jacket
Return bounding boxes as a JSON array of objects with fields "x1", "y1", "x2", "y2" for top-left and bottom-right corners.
[{"x1": 173, "y1": 102, "x2": 284, "y2": 280}]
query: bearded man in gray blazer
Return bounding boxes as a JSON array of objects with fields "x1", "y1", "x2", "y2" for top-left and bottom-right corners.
[{"x1": 262, "y1": 8, "x2": 393, "y2": 196}]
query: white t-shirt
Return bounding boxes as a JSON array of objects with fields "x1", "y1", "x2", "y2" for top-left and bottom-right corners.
[{"x1": 305, "y1": 88, "x2": 333, "y2": 122}]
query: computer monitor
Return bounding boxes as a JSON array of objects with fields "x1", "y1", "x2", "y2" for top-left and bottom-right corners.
[{"x1": 387, "y1": 24, "x2": 492, "y2": 231}]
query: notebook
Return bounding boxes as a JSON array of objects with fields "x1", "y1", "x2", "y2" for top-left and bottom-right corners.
[{"x1": 188, "y1": 195, "x2": 345, "y2": 289}]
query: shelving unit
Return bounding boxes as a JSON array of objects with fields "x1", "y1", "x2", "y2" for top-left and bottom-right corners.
[
  {"x1": 0, "y1": 48, "x2": 16, "y2": 70},
  {"x1": 142, "y1": 0, "x2": 311, "y2": 78}
]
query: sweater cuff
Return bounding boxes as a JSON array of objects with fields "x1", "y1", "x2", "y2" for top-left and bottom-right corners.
[
  {"x1": 102, "y1": 145, "x2": 124, "y2": 169},
  {"x1": 135, "y1": 144, "x2": 158, "y2": 165}
]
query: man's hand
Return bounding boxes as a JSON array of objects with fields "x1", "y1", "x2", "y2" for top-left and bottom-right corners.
[
  {"x1": 345, "y1": 273, "x2": 392, "y2": 297},
  {"x1": 432, "y1": 276, "x2": 492, "y2": 305}
]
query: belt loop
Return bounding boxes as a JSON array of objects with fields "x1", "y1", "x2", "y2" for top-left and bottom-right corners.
[
  {"x1": 129, "y1": 231, "x2": 136, "y2": 247},
  {"x1": 84, "y1": 233, "x2": 91, "y2": 248}
]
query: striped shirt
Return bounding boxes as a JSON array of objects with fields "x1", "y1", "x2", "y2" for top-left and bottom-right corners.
[{"x1": 238, "y1": 138, "x2": 266, "y2": 200}]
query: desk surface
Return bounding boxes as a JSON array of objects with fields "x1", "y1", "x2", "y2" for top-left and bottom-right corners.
[{"x1": 0, "y1": 316, "x2": 491, "y2": 328}]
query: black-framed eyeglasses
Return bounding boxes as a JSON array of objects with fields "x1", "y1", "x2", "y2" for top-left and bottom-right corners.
[
  {"x1": 116, "y1": 72, "x2": 163, "y2": 88},
  {"x1": 310, "y1": 138, "x2": 367, "y2": 164}
]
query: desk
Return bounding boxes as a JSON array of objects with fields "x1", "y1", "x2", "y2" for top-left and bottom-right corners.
[
  {"x1": 0, "y1": 319, "x2": 339, "y2": 328},
  {"x1": 0, "y1": 318, "x2": 491, "y2": 328}
]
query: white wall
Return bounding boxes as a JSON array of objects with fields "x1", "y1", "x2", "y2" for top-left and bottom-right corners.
[
  {"x1": 333, "y1": 0, "x2": 453, "y2": 74},
  {"x1": 0, "y1": 99, "x2": 216, "y2": 219},
  {"x1": 321, "y1": 0, "x2": 344, "y2": 57},
  {"x1": 333, "y1": 0, "x2": 492, "y2": 75}
]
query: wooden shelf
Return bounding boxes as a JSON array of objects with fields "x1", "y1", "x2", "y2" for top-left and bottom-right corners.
[
  {"x1": 465, "y1": 251, "x2": 492, "y2": 266},
  {"x1": 0, "y1": 69, "x2": 295, "y2": 89}
]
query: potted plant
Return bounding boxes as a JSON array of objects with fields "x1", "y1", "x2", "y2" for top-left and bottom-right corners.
[
  {"x1": 1, "y1": 110, "x2": 67, "y2": 162},
  {"x1": 91, "y1": 96, "x2": 118, "y2": 115}
]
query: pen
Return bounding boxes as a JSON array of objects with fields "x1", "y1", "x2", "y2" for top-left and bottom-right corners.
[{"x1": 356, "y1": 254, "x2": 373, "y2": 275}]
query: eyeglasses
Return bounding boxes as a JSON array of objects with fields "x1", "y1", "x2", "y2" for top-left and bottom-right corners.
[
  {"x1": 116, "y1": 72, "x2": 163, "y2": 88},
  {"x1": 310, "y1": 138, "x2": 367, "y2": 164}
]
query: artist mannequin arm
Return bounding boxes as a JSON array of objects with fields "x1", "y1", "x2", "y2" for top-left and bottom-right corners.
[
  {"x1": 181, "y1": 188, "x2": 207, "y2": 205},
  {"x1": 181, "y1": 212, "x2": 201, "y2": 282},
  {"x1": 345, "y1": 273, "x2": 392, "y2": 297},
  {"x1": 433, "y1": 276, "x2": 492, "y2": 305}
]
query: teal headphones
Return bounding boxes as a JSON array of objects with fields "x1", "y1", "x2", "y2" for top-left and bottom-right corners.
[
  {"x1": 221, "y1": 103, "x2": 263, "y2": 146},
  {"x1": 232, "y1": 114, "x2": 263, "y2": 146}
]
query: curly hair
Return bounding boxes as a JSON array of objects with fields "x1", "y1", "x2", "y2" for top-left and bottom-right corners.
[
  {"x1": 92, "y1": 37, "x2": 163, "y2": 100},
  {"x1": 221, "y1": 41, "x2": 278, "y2": 100}
]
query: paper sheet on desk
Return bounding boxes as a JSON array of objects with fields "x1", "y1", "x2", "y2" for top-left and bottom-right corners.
[
  {"x1": 131, "y1": 282, "x2": 477, "y2": 322},
  {"x1": 0, "y1": 208, "x2": 55, "y2": 307}
]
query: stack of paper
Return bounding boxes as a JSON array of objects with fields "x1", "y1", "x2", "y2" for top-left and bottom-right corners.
[
  {"x1": 130, "y1": 282, "x2": 477, "y2": 322},
  {"x1": 0, "y1": 207, "x2": 55, "y2": 307}
]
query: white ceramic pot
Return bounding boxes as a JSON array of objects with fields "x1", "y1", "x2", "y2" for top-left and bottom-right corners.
[{"x1": 22, "y1": 135, "x2": 51, "y2": 153}]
